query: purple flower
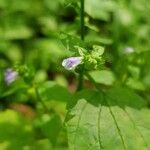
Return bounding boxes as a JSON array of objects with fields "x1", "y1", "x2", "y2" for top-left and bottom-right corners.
[
  {"x1": 62, "y1": 57, "x2": 82, "y2": 70},
  {"x1": 123, "y1": 47, "x2": 134, "y2": 54},
  {"x1": 5, "y1": 68, "x2": 18, "y2": 85}
]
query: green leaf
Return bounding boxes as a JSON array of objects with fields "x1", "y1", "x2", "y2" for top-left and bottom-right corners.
[
  {"x1": 1, "y1": 81, "x2": 28, "y2": 98},
  {"x1": 0, "y1": 110, "x2": 33, "y2": 150},
  {"x1": 89, "y1": 70, "x2": 116, "y2": 85},
  {"x1": 126, "y1": 78, "x2": 146, "y2": 91},
  {"x1": 41, "y1": 114, "x2": 62, "y2": 146},
  {"x1": 93, "y1": 45, "x2": 104, "y2": 56},
  {"x1": 39, "y1": 81, "x2": 71, "y2": 102},
  {"x1": 0, "y1": 15, "x2": 33, "y2": 40},
  {"x1": 65, "y1": 88, "x2": 150, "y2": 150},
  {"x1": 64, "y1": 0, "x2": 79, "y2": 5},
  {"x1": 60, "y1": 33, "x2": 86, "y2": 54},
  {"x1": 85, "y1": 0, "x2": 117, "y2": 21}
]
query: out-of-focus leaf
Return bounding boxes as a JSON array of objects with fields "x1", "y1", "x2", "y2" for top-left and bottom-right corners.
[
  {"x1": 65, "y1": 0, "x2": 79, "y2": 4},
  {"x1": 117, "y1": 8, "x2": 134, "y2": 26},
  {"x1": 34, "y1": 39, "x2": 67, "y2": 58},
  {"x1": 33, "y1": 139, "x2": 53, "y2": 150},
  {"x1": 89, "y1": 70, "x2": 115, "y2": 85},
  {"x1": 1, "y1": 81, "x2": 28, "y2": 98},
  {"x1": 0, "y1": 109, "x2": 33, "y2": 150},
  {"x1": 39, "y1": 81, "x2": 71, "y2": 102},
  {"x1": 26, "y1": 38, "x2": 70, "y2": 70},
  {"x1": 143, "y1": 71, "x2": 150, "y2": 88},
  {"x1": 55, "y1": 75, "x2": 68, "y2": 87},
  {"x1": 85, "y1": 30, "x2": 113, "y2": 45},
  {"x1": 93, "y1": 45, "x2": 104, "y2": 56},
  {"x1": 85, "y1": 0, "x2": 117, "y2": 21},
  {"x1": 34, "y1": 70, "x2": 47, "y2": 83},
  {"x1": 127, "y1": 65, "x2": 140, "y2": 79},
  {"x1": 126, "y1": 78, "x2": 145, "y2": 91},
  {"x1": 60, "y1": 33, "x2": 86, "y2": 54},
  {"x1": 41, "y1": 114, "x2": 62, "y2": 146},
  {"x1": 0, "y1": 23, "x2": 33, "y2": 40},
  {"x1": 66, "y1": 88, "x2": 150, "y2": 150},
  {"x1": 38, "y1": 16, "x2": 58, "y2": 35},
  {"x1": 44, "y1": 0, "x2": 62, "y2": 13}
]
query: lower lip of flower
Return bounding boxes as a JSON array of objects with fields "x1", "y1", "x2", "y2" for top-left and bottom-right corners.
[
  {"x1": 62, "y1": 57, "x2": 82, "y2": 70},
  {"x1": 5, "y1": 69, "x2": 18, "y2": 85}
]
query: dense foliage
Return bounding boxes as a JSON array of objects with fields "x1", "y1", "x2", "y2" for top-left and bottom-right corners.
[{"x1": 0, "y1": 0, "x2": 150, "y2": 150}]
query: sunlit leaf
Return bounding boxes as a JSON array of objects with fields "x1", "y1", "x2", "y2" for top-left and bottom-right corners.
[
  {"x1": 89, "y1": 70, "x2": 115, "y2": 85},
  {"x1": 66, "y1": 88, "x2": 150, "y2": 150}
]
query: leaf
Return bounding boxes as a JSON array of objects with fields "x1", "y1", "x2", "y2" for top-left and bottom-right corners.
[
  {"x1": 39, "y1": 81, "x2": 71, "y2": 102},
  {"x1": 64, "y1": 0, "x2": 79, "y2": 5},
  {"x1": 126, "y1": 78, "x2": 146, "y2": 91},
  {"x1": 65, "y1": 88, "x2": 150, "y2": 150},
  {"x1": 85, "y1": 0, "x2": 117, "y2": 21},
  {"x1": 60, "y1": 33, "x2": 86, "y2": 54},
  {"x1": 93, "y1": 45, "x2": 104, "y2": 56},
  {"x1": 1, "y1": 81, "x2": 28, "y2": 98},
  {"x1": 41, "y1": 114, "x2": 62, "y2": 146},
  {"x1": 0, "y1": 15, "x2": 33, "y2": 40},
  {"x1": 0, "y1": 110, "x2": 34, "y2": 150},
  {"x1": 89, "y1": 70, "x2": 116, "y2": 85}
]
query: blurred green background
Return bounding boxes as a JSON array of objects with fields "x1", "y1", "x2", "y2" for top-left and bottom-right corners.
[{"x1": 0, "y1": 0, "x2": 150, "y2": 149}]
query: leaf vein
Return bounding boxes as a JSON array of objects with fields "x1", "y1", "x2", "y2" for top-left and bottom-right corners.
[
  {"x1": 73, "y1": 101, "x2": 88, "y2": 150},
  {"x1": 98, "y1": 104, "x2": 103, "y2": 149},
  {"x1": 124, "y1": 109, "x2": 148, "y2": 148},
  {"x1": 105, "y1": 95, "x2": 127, "y2": 150}
]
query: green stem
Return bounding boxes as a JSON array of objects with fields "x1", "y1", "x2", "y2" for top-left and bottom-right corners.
[
  {"x1": 77, "y1": 71, "x2": 83, "y2": 91},
  {"x1": 77, "y1": 0, "x2": 85, "y2": 91},
  {"x1": 80, "y1": 0, "x2": 84, "y2": 41},
  {"x1": 34, "y1": 87, "x2": 49, "y2": 112}
]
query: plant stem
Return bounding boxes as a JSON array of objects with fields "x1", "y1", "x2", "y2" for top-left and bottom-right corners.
[
  {"x1": 77, "y1": 0, "x2": 85, "y2": 91},
  {"x1": 80, "y1": 0, "x2": 84, "y2": 41},
  {"x1": 35, "y1": 87, "x2": 49, "y2": 112},
  {"x1": 77, "y1": 70, "x2": 83, "y2": 91}
]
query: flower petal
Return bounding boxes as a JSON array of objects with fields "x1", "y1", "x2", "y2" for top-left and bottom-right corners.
[
  {"x1": 62, "y1": 57, "x2": 82, "y2": 70},
  {"x1": 5, "y1": 68, "x2": 18, "y2": 85}
]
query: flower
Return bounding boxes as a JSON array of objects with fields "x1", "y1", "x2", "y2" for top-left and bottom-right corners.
[
  {"x1": 5, "y1": 68, "x2": 18, "y2": 85},
  {"x1": 123, "y1": 47, "x2": 134, "y2": 54},
  {"x1": 62, "y1": 57, "x2": 82, "y2": 70}
]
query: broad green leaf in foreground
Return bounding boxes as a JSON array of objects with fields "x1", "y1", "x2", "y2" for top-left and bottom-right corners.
[{"x1": 65, "y1": 88, "x2": 150, "y2": 150}]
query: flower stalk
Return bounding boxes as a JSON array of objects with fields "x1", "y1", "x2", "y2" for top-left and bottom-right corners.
[
  {"x1": 80, "y1": 0, "x2": 84, "y2": 41},
  {"x1": 77, "y1": 0, "x2": 85, "y2": 91},
  {"x1": 34, "y1": 86, "x2": 49, "y2": 113}
]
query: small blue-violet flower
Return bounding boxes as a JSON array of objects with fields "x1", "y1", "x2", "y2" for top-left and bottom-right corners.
[
  {"x1": 62, "y1": 57, "x2": 82, "y2": 70},
  {"x1": 5, "y1": 68, "x2": 18, "y2": 85}
]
